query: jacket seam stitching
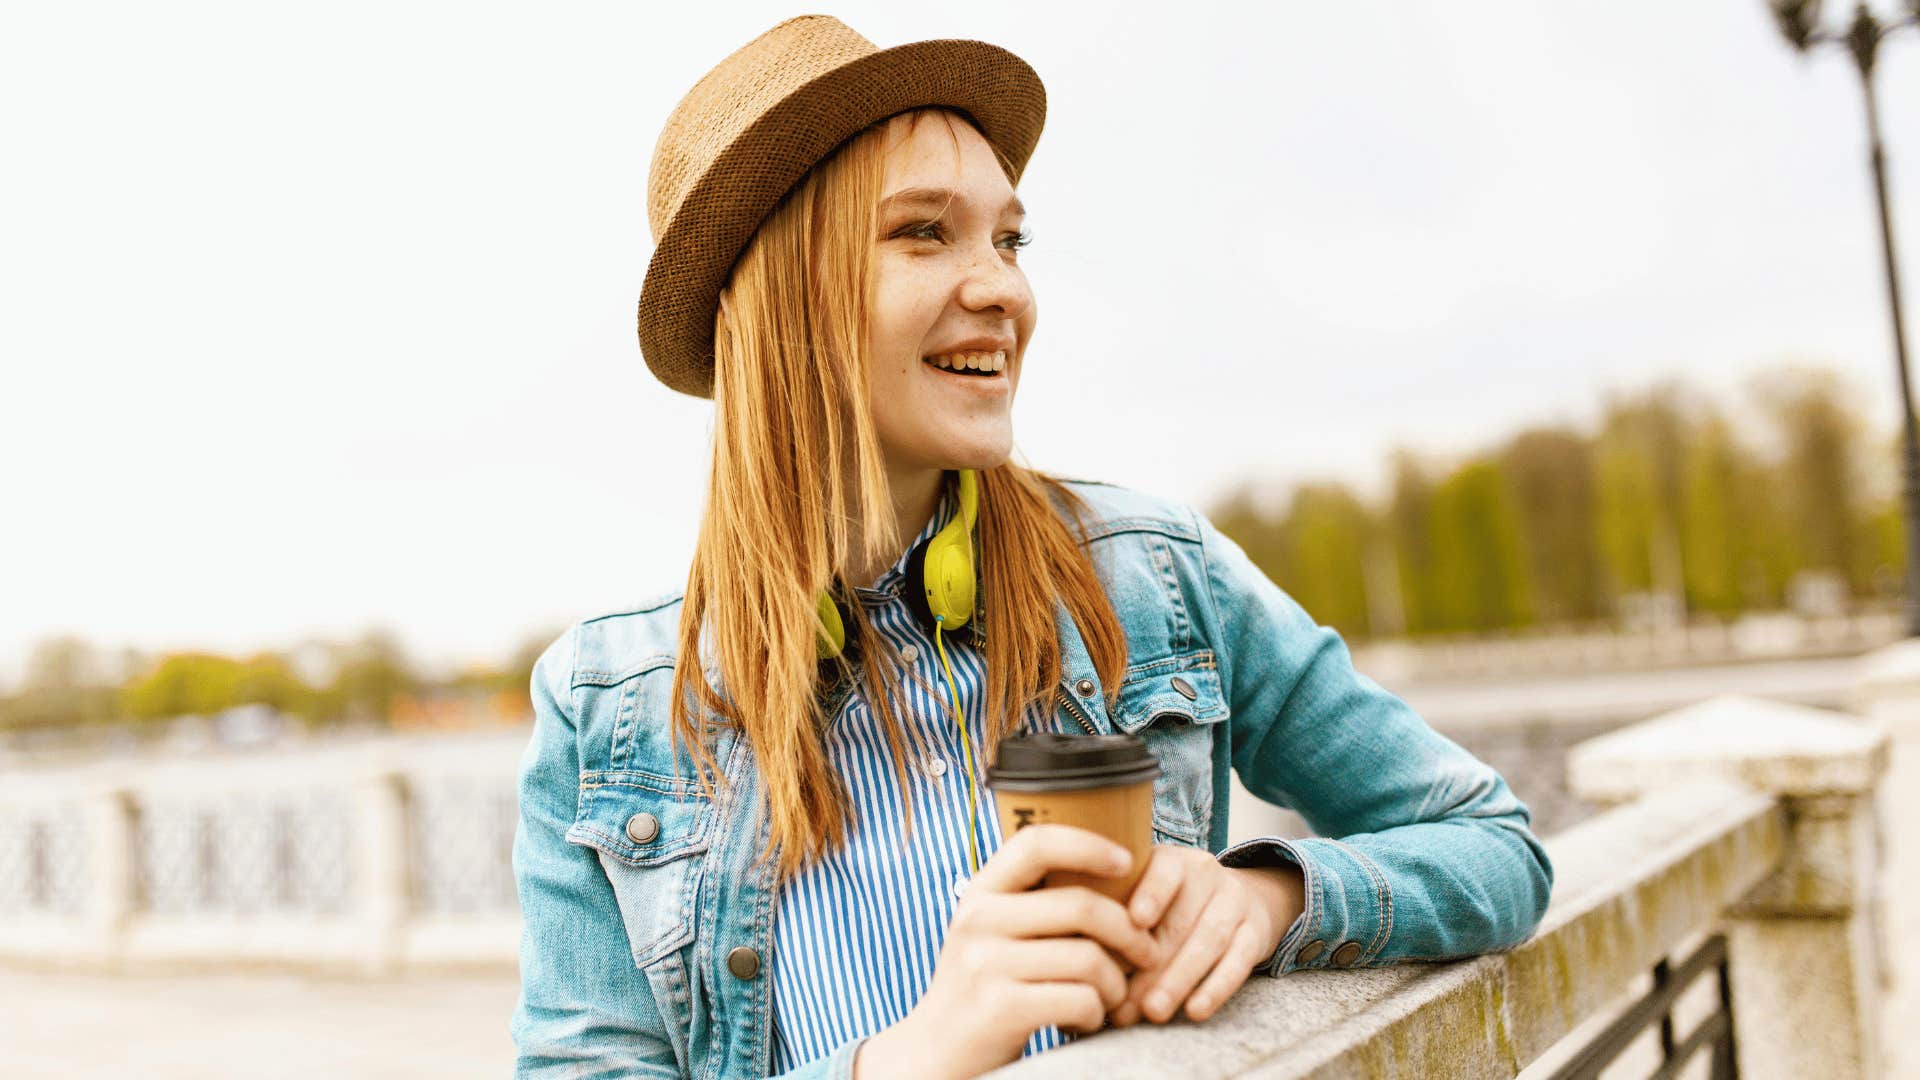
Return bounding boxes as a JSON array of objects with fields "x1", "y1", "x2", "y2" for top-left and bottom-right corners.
[{"x1": 1328, "y1": 838, "x2": 1393, "y2": 960}]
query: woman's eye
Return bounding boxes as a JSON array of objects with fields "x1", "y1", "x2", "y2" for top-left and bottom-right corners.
[{"x1": 889, "y1": 221, "x2": 1030, "y2": 252}]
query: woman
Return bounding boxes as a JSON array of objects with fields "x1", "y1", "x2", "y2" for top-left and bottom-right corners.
[{"x1": 512, "y1": 16, "x2": 1552, "y2": 1080}]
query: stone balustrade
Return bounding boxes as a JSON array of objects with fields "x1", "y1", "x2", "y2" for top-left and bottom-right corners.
[
  {"x1": 1352, "y1": 609, "x2": 1901, "y2": 685},
  {"x1": 0, "y1": 730, "x2": 526, "y2": 975},
  {"x1": 4, "y1": 642, "x2": 1915, "y2": 1077},
  {"x1": 991, "y1": 685, "x2": 1899, "y2": 1079}
]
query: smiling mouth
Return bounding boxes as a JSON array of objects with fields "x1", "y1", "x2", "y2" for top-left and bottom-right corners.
[{"x1": 922, "y1": 349, "x2": 1007, "y2": 377}]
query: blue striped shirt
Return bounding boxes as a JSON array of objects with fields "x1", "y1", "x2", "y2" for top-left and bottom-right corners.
[{"x1": 771, "y1": 487, "x2": 1072, "y2": 1072}]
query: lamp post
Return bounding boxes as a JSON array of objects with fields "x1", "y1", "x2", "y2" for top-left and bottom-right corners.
[{"x1": 1768, "y1": 0, "x2": 1920, "y2": 632}]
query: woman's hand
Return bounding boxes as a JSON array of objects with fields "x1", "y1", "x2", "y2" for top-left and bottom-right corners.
[
  {"x1": 1108, "y1": 846, "x2": 1305, "y2": 1027},
  {"x1": 854, "y1": 824, "x2": 1163, "y2": 1080}
]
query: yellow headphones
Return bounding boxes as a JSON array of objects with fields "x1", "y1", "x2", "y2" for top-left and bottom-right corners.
[
  {"x1": 814, "y1": 468, "x2": 978, "y2": 660},
  {"x1": 813, "y1": 468, "x2": 989, "y2": 871}
]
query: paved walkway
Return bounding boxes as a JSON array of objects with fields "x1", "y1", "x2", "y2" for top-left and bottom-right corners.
[{"x1": 0, "y1": 967, "x2": 518, "y2": 1078}]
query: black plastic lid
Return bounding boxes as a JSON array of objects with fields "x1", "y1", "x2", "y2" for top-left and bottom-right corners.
[{"x1": 986, "y1": 732, "x2": 1161, "y2": 792}]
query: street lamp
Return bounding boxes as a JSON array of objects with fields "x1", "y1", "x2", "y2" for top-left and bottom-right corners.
[{"x1": 1767, "y1": 1, "x2": 1920, "y2": 633}]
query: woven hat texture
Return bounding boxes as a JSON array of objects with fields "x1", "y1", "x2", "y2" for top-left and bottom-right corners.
[{"x1": 638, "y1": 15, "x2": 1046, "y2": 398}]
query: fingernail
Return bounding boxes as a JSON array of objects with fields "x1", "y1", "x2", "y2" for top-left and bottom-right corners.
[
  {"x1": 1147, "y1": 991, "x2": 1170, "y2": 1017},
  {"x1": 1109, "y1": 847, "x2": 1131, "y2": 872}
]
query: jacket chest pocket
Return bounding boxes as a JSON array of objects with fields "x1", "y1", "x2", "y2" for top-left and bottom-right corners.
[
  {"x1": 1112, "y1": 653, "x2": 1229, "y2": 847},
  {"x1": 566, "y1": 770, "x2": 715, "y2": 969}
]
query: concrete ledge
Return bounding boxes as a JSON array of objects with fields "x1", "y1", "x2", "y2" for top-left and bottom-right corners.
[
  {"x1": 1567, "y1": 696, "x2": 1886, "y2": 803},
  {"x1": 989, "y1": 779, "x2": 1783, "y2": 1079}
]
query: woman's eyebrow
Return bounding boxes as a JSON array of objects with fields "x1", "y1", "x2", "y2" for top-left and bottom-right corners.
[{"x1": 878, "y1": 187, "x2": 1026, "y2": 219}]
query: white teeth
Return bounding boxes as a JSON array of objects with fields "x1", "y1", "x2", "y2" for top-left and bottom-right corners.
[{"x1": 924, "y1": 350, "x2": 1008, "y2": 373}]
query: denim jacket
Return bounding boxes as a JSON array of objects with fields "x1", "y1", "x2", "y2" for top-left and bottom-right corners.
[{"x1": 511, "y1": 478, "x2": 1554, "y2": 1079}]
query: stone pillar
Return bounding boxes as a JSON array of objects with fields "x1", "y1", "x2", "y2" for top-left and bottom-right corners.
[
  {"x1": 81, "y1": 785, "x2": 137, "y2": 968},
  {"x1": 353, "y1": 769, "x2": 411, "y2": 975},
  {"x1": 1567, "y1": 695, "x2": 1888, "y2": 1080},
  {"x1": 1856, "y1": 640, "x2": 1920, "y2": 1080}
]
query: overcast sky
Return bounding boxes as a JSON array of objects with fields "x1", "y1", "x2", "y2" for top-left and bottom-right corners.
[{"x1": 3, "y1": 1, "x2": 1917, "y2": 689}]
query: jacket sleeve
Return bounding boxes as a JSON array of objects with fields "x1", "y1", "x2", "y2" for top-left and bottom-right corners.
[
  {"x1": 511, "y1": 625, "x2": 685, "y2": 1078},
  {"x1": 1193, "y1": 510, "x2": 1554, "y2": 976}
]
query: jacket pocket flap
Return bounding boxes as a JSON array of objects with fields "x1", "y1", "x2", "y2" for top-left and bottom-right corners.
[
  {"x1": 1112, "y1": 652, "x2": 1229, "y2": 734},
  {"x1": 567, "y1": 769, "x2": 714, "y2": 867}
]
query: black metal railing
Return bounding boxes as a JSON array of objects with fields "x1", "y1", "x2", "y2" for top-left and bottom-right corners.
[{"x1": 1547, "y1": 933, "x2": 1738, "y2": 1080}]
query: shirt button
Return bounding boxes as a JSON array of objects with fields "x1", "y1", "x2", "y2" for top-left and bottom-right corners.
[
  {"x1": 727, "y1": 946, "x2": 761, "y2": 980},
  {"x1": 899, "y1": 643, "x2": 920, "y2": 664},
  {"x1": 925, "y1": 757, "x2": 949, "y2": 777},
  {"x1": 951, "y1": 876, "x2": 970, "y2": 901}
]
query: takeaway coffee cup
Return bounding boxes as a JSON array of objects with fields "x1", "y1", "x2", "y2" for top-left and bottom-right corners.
[{"x1": 986, "y1": 732, "x2": 1160, "y2": 902}]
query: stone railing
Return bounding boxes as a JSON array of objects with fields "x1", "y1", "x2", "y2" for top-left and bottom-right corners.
[
  {"x1": 1352, "y1": 609, "x2": 1901, "y2": 685},
  {"x1": 0, "y1": 730, "x2": 525, "y2": 975},
  {"x1": 993, "y1": 673, "x2": 1907, "y2": 1078},
  {"x1": 6, "y1": 646, "x2": 1914, "y2": 1077}
]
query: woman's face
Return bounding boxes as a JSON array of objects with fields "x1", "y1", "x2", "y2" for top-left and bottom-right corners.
[{"x1": 866, "y1": 112, "x2": 1036, "y2": 476}]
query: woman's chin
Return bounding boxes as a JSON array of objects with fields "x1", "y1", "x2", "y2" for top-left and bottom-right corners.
[{"x1": 908, "y1": 444, "x2": 1012, "y2": 474}]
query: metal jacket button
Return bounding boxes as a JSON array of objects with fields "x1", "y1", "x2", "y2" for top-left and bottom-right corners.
[
  {"x1": 1331, "y1": 941, "x2": 1363, "y2": 967},
  {"x1": 1074, "y1": 678, "x2": 1096, "y2": 697},
  {"x1": 727, "y1": 946, "x2": 761, "y2": 980},
  {"x1": 1297, "y1": 940, "x2": 1327, "y2": 965},
  {"x1": 1170, "y1": 676, "x2": 1198, "y2": 700},
  {"x1": 625, "y1": 812, "x2": 660, "y2": 844}
]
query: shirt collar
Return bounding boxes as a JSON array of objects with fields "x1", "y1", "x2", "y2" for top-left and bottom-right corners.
[{"x1": 852, "y1": 482, "x2": 957, "y2": 604}]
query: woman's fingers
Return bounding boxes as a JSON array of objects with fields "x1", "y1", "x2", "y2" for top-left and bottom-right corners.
[
  {"x1": 1141, "y1": 888, "x2": 1245, "y2": 1023},
  {"x1": 971, "y1": 824, "x2": 1132, "y2": 895},
  {"x1": 997, "y1": 937, "x2": 1130, "y2": 1012},
  {"x1": 958, "y1": 886, "x2": 1160, "y2": 971},
  {"x1": 1127, "y1": 846, "x2": 1186, "y2": 927},
  {"x1": 1183, "y1": 920, "x2": 1269, "y2": 1021},
  {"x1": 1114, "y1": 861, "x2": 1212, "y2": 1024},
  {"x1": 1012, "y1": 981, "x2": 1108, "y2": 1037}
]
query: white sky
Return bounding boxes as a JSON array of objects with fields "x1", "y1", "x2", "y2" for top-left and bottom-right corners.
[{"x1": 3, "y1": 1, "x2": 1917, "y2": 689}]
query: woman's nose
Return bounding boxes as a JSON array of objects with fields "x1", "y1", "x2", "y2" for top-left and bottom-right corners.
[{"x1": 956, "y1": 245, "x2": 1032, "y2": 320}]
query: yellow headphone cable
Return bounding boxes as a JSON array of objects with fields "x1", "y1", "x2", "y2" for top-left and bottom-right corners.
[{"x1": 933, "y1": 614, "x2": 986, "y2": 876}]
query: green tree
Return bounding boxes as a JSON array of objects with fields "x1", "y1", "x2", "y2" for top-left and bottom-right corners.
[
  {"x1": 1276, "y1": 482, "x2": 1375, "y2": 638},
  {"x1": 1428, "y1": 459, "x2": 1534, "y2": 630},
  {"x1": 1750, "y1": 367, "x2": 1871, "y2": 594},
  {"x1": 1593, "y1": 389, "x2": 1690, "y2": 612},
  {"x1": 308, "y1": 629, "x2": 418, "y2": 725},
  {"x1": 1500, "y1": 426, "x2": 1605, "y2": 623},
  {"x1": 1679, "y1": 411, "x2": 1747, "y2": 614},
  {"x1": 1387, "y1": 451, "x2": 1442, "y2": 635}
]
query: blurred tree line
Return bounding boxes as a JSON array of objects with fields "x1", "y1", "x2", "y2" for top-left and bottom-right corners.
[
  {"x1": 1210, "y1": 365, "x2": 1904, "y2": 640},
  {"x1": 0, "y1": 628, "x2": 553, "y2": 734}
]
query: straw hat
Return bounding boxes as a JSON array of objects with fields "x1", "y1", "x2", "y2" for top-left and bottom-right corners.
[{"x1": 637, "y1": 15, "x2": 1047, "y2": 398}]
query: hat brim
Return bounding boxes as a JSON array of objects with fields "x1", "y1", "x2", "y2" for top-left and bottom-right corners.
[{"x1": 637, "y1": 38, "x2": 1046, "y2": 399}]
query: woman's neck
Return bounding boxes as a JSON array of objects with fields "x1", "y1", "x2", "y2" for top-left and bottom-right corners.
[{"x1": 846, "y1": 465, "x2": 945, "y2": 588}]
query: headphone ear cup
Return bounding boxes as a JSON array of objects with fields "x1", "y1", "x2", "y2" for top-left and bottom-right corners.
[
  {"x1": 925, "y1": 539, "x2": 975, "y2": 628},
  {"x1": 903, "y1": 534, "x2": 936, "y2": 630},
  {"x1": 815, "y1": 588, "x2": 852, "y2": 660}
]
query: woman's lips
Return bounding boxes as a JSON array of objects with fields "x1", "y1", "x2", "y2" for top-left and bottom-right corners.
[{"x1": 920, "y1": 355, "x2": 1011, "y2": 391}]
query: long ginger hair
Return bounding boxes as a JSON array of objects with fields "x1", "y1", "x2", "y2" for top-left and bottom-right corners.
[{"x1": 668, "y1": 109, "x2": 1128, "y2": 882}]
